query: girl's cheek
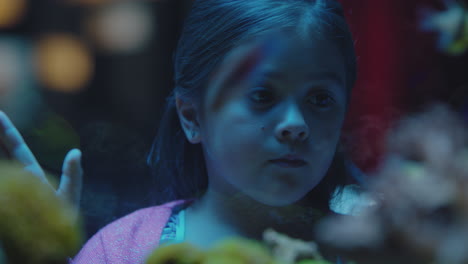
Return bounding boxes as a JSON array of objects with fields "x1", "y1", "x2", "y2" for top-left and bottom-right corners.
[
  {"x1": 207, "y1": 100, "x2": 264, "y2": 152},
  {"x1": 320, "y1": 113, "x2": 346, "y2": 140},
  {"x1": 326, "y1": 124, "x2": 343, "y2": 142}
]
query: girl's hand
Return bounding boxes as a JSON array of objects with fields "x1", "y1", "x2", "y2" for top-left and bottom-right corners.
[{"x1": 0, "y1": 111, "x2": 83, "y2": 219}]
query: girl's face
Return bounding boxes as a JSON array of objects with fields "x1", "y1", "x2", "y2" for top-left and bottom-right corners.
[{"x1": 193, "y1": 36, "x2": 347, "y2": 206}]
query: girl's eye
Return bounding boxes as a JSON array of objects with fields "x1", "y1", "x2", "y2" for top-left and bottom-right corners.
[
  {"x1": 249, "y1": 87, "x2": 275, "y2": 105},
  {"x1": 308, "y1": 93, "x2": 336, "y2": 108}
]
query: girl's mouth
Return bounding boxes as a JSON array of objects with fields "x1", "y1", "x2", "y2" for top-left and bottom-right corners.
[{"x1": 270, "y1": 159, "x2": 307, "y2": 168}]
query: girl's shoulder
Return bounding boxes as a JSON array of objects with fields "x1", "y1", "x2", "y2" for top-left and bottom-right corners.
[{"x1": 72, "y1": 199, "x2": 192, "y2": 264}]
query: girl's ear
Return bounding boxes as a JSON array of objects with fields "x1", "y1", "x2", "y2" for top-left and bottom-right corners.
[{"x1": 176, "y1": 95, "x2": 202, "y2": 144}]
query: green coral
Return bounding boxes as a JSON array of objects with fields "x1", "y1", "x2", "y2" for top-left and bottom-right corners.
[
  {"x1": 295, "y1": 260, "x2": 332, "y2": 264},
  {"x1": 147, "y1": 238, "x2": 277, "y2": 264},
  {"x1": 446, "y1": 14, "x2": 468, "y2": 55},
  {"x1": 146, "y1": 242, "x2": 204, "y2": 264},
  {"x1": 147, "y1": 237, "x2": 334, "y2": 264},
  {"x1": 0, "y1": 162, "x2": 83, "y2": 264},
  {"x1": 205, "y1": 238, "x2": 277, "y2": 264}
]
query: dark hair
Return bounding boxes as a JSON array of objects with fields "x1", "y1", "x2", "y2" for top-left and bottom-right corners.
[{"x1": 148, "y1": 0, "x2": 358, "y2": 211}]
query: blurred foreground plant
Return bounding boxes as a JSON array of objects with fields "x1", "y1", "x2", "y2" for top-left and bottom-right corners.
[
  {"x1": 316, "y1": 104, "x2": 468, "y2": 264},
  {"x1": 146, "y1": 229, "x2": 331, "y2": 264},
  {"x1": 0, "y1": 162, "x2": 84, "y2": 264},
  {"x1": 420, "y1": 1, "x2": 468, "y2": 55}
]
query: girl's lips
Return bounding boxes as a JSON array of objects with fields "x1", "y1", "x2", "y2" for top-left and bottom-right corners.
[{"x1": 270, "y1": 159, "x2": 307, "y2": 168}]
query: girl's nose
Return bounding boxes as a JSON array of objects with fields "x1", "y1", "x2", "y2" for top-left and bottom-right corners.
[
  {"x1": 275, "y1": 105, "x2": 309, "y2": 142},
  {"x1": 278, "y1": 127, "x2": 308, "y2": 142}
]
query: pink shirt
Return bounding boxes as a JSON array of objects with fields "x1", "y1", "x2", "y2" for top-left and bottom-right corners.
[
  {"x1": 71, "y1": 184, "x2": 368, "y2": 264},
  {"x1": 71, "y1": 200, "x2": 189, "y2": 264}
]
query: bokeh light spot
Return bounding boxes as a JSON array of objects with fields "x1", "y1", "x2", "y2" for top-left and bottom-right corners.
[
  {"x1": 0, "y1": 38, "x2": 40, "y2": 131},
  {"x1": 0, "y1": 0, "x2": 26, "y2": 28},
  {"x1": 0, "y1": 42, "x2": 22, "y2": 98},
  {"x1": 35, "y1": 34, "x2": 94, "y2": 93},
  {"x1": 86, "y1": 1, "x2": 154, "y2": 53}
]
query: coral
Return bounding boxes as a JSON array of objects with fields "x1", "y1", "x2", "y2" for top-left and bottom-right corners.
[
  {"x1": 0, "y1": 162, "x2": 84, "y2": 264},
  {"x1": 147, "y1": 238, "x2": 276, "y2": 264},
  {"x1": 205, "y1": 238, "x2": 276, "y2": 264},
  {"x1": 147, "y1": 230, "x2": 333, "y2": 264},
  {"x1": 146, "y1": 242, "x2": 204, "y2": 264},
  {"x1": 420, "y1": 1, "x2": 468, "y2": 55},
  {"x1": 263, "y1": 229, "x2": 326, "y2": 264},
  {"x1": 295, "y1": 261, "x2": 334, "y2": 264},
  {"x1": 316, "y1": 104, "x2": 468, "y2": 264}
]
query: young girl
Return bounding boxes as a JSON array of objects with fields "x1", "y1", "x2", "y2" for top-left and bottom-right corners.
[{"x1": 1, "y1": 0, "x2": 365, "y2": 263}]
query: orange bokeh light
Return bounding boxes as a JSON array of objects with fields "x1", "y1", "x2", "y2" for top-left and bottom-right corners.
[
  {"x1": 35, "y1": 34, "x2": 94, "y2": 93},
  {"x1": 0, "y1": 0, "x2": 26, "y2": 28}
]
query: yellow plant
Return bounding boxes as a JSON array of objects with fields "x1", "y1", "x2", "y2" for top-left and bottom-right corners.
[
  {"x1": 146, "y1": 242, "x2": 204, "y2": 264},
  {"x1": 204, "y1": 238, "x2": 277, "y2": 264},
  {"x1": 0, "y1": 162, "x2": 83, "y2": 264},
  {"x1": 147, "y1": 236, "x2": 332, "y2": 264}
]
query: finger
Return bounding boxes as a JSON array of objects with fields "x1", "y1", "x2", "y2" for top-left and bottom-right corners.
[
  {"x1": 57, "y1": 148, "x2": 83, "y2": 208},
  {"x1": 0, "y1": 111, "x2": 45, "y2": 178}
]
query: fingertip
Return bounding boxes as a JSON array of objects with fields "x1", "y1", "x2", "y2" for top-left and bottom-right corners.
[
  {"x1": 0, "y1": 111, "x2": 8, "y2": 125},
  {"x1": 63, "y1": 149, "x2": 83, "y2": 176},
  {"x1": 67, "y1": 148, "x2": 82, "y2": 160},
  {"x1": 64, "y1": 149, "x2": 83, "y2": 173},
  {"x1": 73, "y1": 148, "x2": 82, "y2": 157}
]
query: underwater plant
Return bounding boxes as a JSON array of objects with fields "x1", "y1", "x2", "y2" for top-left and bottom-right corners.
[
  {"x1": 202, "y1": 238, "x2": 275, "y2": 264},
  {"x1": 146, "y1": 230, "x2": 332, "y2": 264},
  {"x1": 316, "y1": 103, "x2": 468, "y2": 264},
  {"x1": 0, "y1": 162, "x2": 84, "y2": 264},
  {"x1": 145, "y1": 242, "x2": 205, "y2": 264},
  {"x1": 146, "y1": 238, "x2": 274, "y2": 264},
  {"x1": 420, "y1": 0, "x2": 468, "y2": 55}
]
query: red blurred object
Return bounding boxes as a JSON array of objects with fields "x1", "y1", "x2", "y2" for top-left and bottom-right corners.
[{"x1": 338, "y1": 0, "x2": 443, "y2": 173}]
